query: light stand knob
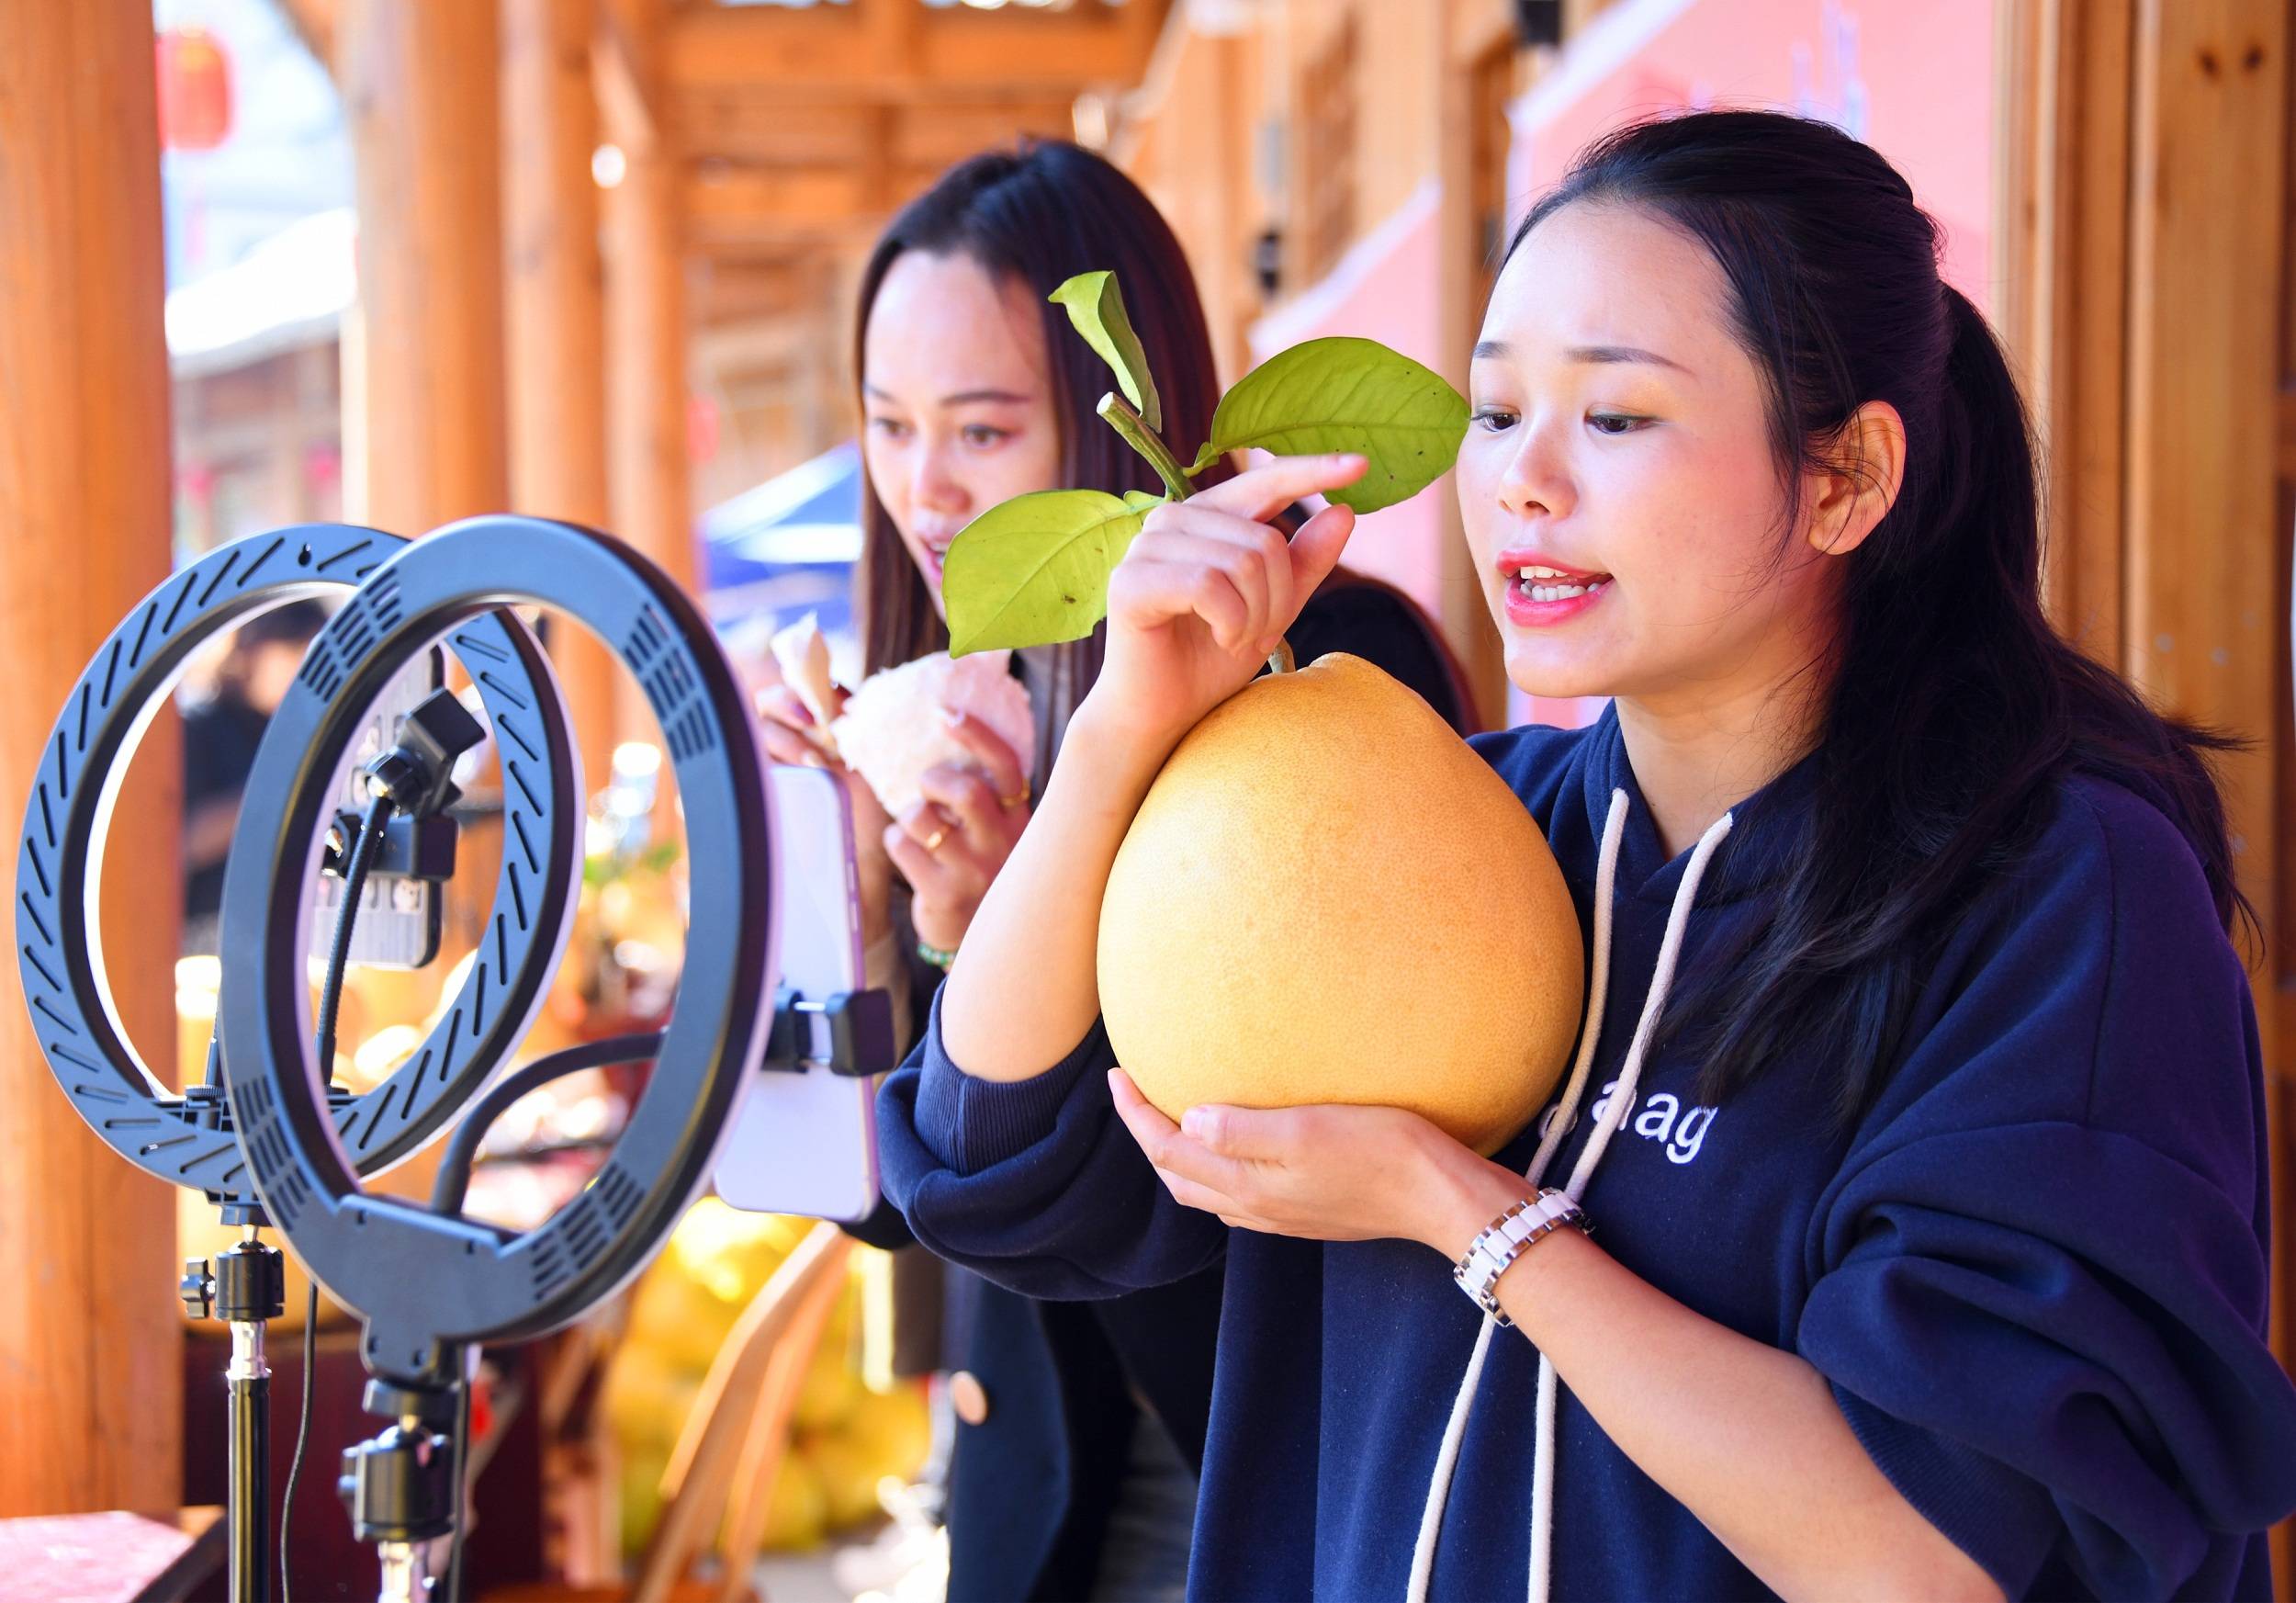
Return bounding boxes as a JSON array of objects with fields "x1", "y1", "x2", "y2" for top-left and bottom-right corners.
[{"x1": 180, "y1": 1259, "x2": 213, "y2": 1321}]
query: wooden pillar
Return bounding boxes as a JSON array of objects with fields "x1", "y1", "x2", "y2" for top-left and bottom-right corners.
[
  {"x1": 2004, "y1": 3, "x2": 2295, "y2": 1587},
  {"x1": 603, "y1": 0, "x2": 697, "y2": 602},
  {"x1": 2122, "y1": 1, "x2": 2288, "y2": 970},
  {"x1": 342, "y1": 0, "x2": 511, "y2": 534},
  {"x1": 503, "y1": 0, "x2": 622, "y2": 795},
  {"x1": 1436, "y1": 0, "x2": 1517, "y2": 730},
  {"x1": 0, "y1": 0, "x2": 183, "y2": 1517},
  {"x1": 1996, "y1": 0, "x2": 2134, "y2": 665}
]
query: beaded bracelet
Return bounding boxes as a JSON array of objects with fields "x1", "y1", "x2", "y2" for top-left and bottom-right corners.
[{"x1": 917, "y1": 937, "x2": 959, "y2": 972}]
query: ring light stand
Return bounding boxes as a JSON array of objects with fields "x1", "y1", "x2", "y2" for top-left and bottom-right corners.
[
  {"x1": 219, "y1": 519, "x2": 782, "y2": 1601},
  {"x1": 14, "y1": 525, "x2": 576, "y2": 1602}
]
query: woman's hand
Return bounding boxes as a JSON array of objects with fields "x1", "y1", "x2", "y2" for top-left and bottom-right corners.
[
  {"x1": 1083, "y1": 454, "x2": 1367, "y2": 752},
  {"x1": 1106, "y1": 1067, "x2": 1523, "y2": 1251},
  {"x1": 883, "y1": 712, "x2": 1031, "y2": 953},
  {"x1": 755, "y1": 677, "x2": 896, "y2": 944}
]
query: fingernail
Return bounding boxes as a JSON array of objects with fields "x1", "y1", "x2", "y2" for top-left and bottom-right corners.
[
  {"x1": 1181, "y1": 1108, "x2": 1207, "y2": 1138},
  {"x1": 940, "y1": 706, "x2": 964, "y2": 728}
]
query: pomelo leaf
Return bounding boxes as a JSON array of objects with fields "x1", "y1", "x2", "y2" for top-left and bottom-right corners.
[
  {"x1": 942, "y1": 489, "x2": 1153, "y2": 655},
  {"x1": 1050, "y1": 271, "x2": 1163, "y2": 435},
  {"x1": 1198, "y1": 337, "x2": 1469, "y2": 513}
]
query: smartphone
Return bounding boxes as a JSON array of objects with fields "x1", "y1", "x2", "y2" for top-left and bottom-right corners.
[
  {"x1": 713, "y1": 762, "x2": 882, "y2": 1222},
  {"x1": 308, "y1": 647, "x2": 447, "y2": 969}
]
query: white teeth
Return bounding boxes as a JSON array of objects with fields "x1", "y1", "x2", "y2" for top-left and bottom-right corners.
[{"x1": 1518, "y1": 578, "x2": 1605, "y2": 603}]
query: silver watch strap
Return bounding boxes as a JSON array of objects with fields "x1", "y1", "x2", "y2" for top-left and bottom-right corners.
[{"x1": 1452, "y1": 1187, "x2": 1586, "y2": 1327}]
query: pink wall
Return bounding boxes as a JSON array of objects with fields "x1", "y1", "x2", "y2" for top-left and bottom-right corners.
[
  {"x1": 1247, "y1": 184, "x2": 1450, "y2": 623},
  {"x1": 1245, "y1": 0, "x2": 1998, "y2": 728},
  {"x1": 1510, "y1": 0, "x2": 1996, "y2": 310}
]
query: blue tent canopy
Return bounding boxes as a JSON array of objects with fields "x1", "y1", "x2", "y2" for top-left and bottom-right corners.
[{"x1": 701, "y1": 439, "x2": 862, "y2": 641}]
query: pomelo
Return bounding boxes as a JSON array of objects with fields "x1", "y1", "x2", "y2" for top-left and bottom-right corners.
[{"x1": 1097, "y1": 654, "x2": 1582, "y2": 1157}]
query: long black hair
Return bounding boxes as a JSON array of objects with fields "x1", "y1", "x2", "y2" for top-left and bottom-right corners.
[
  {"x1": 1510, "y1": 111, "x2": 2250, "y2": 1127},
  {"x1": 851, "y1": 139, "x2": 1229, "y2": 681}
]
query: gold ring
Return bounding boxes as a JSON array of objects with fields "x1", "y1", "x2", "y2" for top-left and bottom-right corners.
[
  {"x1": 923, "y1": 827, "x2": 948, "y2": 852},
  {"x1": 999, "y1": 790, "x2": 1029, "y2": 810}
]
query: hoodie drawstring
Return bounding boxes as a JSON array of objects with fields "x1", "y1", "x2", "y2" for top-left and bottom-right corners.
[{"x1": 1406, "y1": 791, "x2": 1736, "y2": 1603}]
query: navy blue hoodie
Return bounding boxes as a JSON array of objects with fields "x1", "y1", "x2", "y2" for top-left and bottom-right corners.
[{"x1": 876, "y1": 706, "x2": 2296, "y2": 1599}]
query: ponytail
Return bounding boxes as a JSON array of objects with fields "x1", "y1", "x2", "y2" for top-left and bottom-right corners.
[{"x1": 1513, "y1": 113, "x2": 2249, "y2": 1127}]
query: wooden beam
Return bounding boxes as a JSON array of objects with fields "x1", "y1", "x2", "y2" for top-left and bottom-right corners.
[
  {"x1": 1449, "y1": 0, "x2": 1516, "y2": 64},
  {"x1": 693, "y1": 256, "x2": 816, "y2": 326},
  {"x1": 675, "y1": 92, "x2": 1077, "y2": 169},
  {"x1": 0, "y1": 0, "x2": 182, "y2": 1518},
  {"x1": 607, "y1": 0, "x2": 697, "y2": 599},
  {"x1": 279, "y1": 0, "x2": 338, "y2": 72},
  {"x1": 2122, "y1": 0, "x2": 2289, "y2": 978},
  {"x1": 666, "y1": 1, "x2": 1167, "y2": 96},
  {"x1": 503, "y1": 0, "x2": 621, "y2": 791},
  {"x1": 1437, "y1": 7, "x2": 1514, "y2": 729},
  {"x1": 1997, "y1": 0, "x2": 2133, "y2": 665},
  {"x1": 594, "y1": 0, "x2": 659, "y2": 153},
  {"x1": 684, "y1": 164, "x2": 951, "y2": 249},
  {"x1": 341, "y1": 0, "x2": 511, "y2": 534}
]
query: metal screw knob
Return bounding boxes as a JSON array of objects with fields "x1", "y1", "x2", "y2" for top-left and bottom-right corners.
[{"x1": 179, "y1": 1258, "x2": 213, "y2": 1320}]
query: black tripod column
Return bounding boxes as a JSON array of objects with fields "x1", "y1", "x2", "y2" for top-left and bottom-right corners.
[
  {"x1": 340, "y1": 1373, "x2": 461, "y2": 1603},
  {"x1": 183, "y1": 1228, "x2": 287, "y2": 1603}
]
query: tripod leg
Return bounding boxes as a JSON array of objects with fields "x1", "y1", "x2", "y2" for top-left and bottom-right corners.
[
  {"x1": 193, "y1": 1229, "x2": 285, "y2": 1603},
  {"x1": 228, "y1": 1320, "x2": 272, "y2": 1603}
]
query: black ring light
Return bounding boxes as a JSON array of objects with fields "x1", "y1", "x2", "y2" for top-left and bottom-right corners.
[
  {"x1": 14, "y1": 524, "x2": 573, "y2": 1200},
  {"x1": 218, "y1": 516, "x2": 775, "y2": 1387}
]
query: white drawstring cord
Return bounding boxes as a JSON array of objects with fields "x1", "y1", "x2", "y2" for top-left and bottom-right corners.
[
  {"x1": 1404, "y1": 793, "x2": 1738, "y2": 1602},
  {"x1": 1408, "y1": 790, "x2": 1627, "y2": 1603},
  {"x1": 1526, "y1": 808, "x2": 1733, "y2": 1603}
]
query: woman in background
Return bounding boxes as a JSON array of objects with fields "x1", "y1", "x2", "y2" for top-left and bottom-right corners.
[{"x1": 757, "y1": 140, "x2": 1474, "y2": 1601}]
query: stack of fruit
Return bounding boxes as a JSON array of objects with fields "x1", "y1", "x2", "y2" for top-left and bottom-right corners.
[{"x1": 602, "y1": 1200, "x2": 930, "y2": 1558}]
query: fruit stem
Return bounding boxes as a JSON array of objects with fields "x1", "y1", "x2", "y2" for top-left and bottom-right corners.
[
  {"x1": 1097, "y1": 393, "x2": 1193, "y2": 502},
  {"x1": 1266, "y1": 640, "x2": 1296, "y2": 675}
]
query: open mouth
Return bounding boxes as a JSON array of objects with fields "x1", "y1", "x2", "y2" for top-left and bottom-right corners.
[{"x1": 1501, "y1": 559, "x2": 1612, "y2": 604}]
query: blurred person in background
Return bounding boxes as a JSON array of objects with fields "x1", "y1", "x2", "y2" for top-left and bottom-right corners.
[
  {"x1": 181, "y1": 598, "x2": 327, "y2": 949},
  {"x1": 755, "y1": 141, "x2": 1474, "y2": 1602}
]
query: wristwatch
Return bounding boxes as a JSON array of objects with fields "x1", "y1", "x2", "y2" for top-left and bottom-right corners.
[{"x1": 1453, "y1": 1187, "x2": 1588, "y2": 1326}]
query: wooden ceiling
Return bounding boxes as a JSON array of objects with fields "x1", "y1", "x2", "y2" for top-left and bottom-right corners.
[
  {"x1": 282, "y1": 0, "x2": 1171, "y2": 272},
  {"x1": 277, "y1": 0, "x2": 1173, "y2": 474}
]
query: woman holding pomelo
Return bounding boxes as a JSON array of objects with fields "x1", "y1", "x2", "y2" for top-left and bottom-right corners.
[{"x1": 878, "y1": 111, "x2": 2296, "y2": 1600}]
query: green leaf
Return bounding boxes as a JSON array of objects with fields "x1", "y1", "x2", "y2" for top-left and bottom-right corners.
[
  {"x1": 1050, "y1": 271, "x2": 1163, "y2": 435},
  {"x1": 1198, "y1": 337, "x2": 1469, "y2": 513},
  {"x1": 1121, "y1": 490, "x2": 1168, "y2": 515},
  {"x1": 942, "y1": 489, "x2": 1153, "y2": 655}
]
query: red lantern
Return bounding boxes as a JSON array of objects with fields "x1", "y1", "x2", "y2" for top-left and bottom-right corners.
[{"x1": 156, "y1": 26, "x2": 233, "y2": 152}]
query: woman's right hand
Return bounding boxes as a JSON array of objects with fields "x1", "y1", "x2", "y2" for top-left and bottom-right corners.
[
  {"x1": 1087, "y1": 453, "x2": 1366, "y2": 751},
  {"x1": 755, "y1": 679, "x2": 897, "y2": 945}
]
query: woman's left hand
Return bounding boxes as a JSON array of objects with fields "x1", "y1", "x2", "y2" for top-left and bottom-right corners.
[
  {"x1": 1107, "y1": 1067, "x2": 1519, "y2": 1253},
  {"x1": 884, "y1": 710, "x2": 1032, "y2": 954}
]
